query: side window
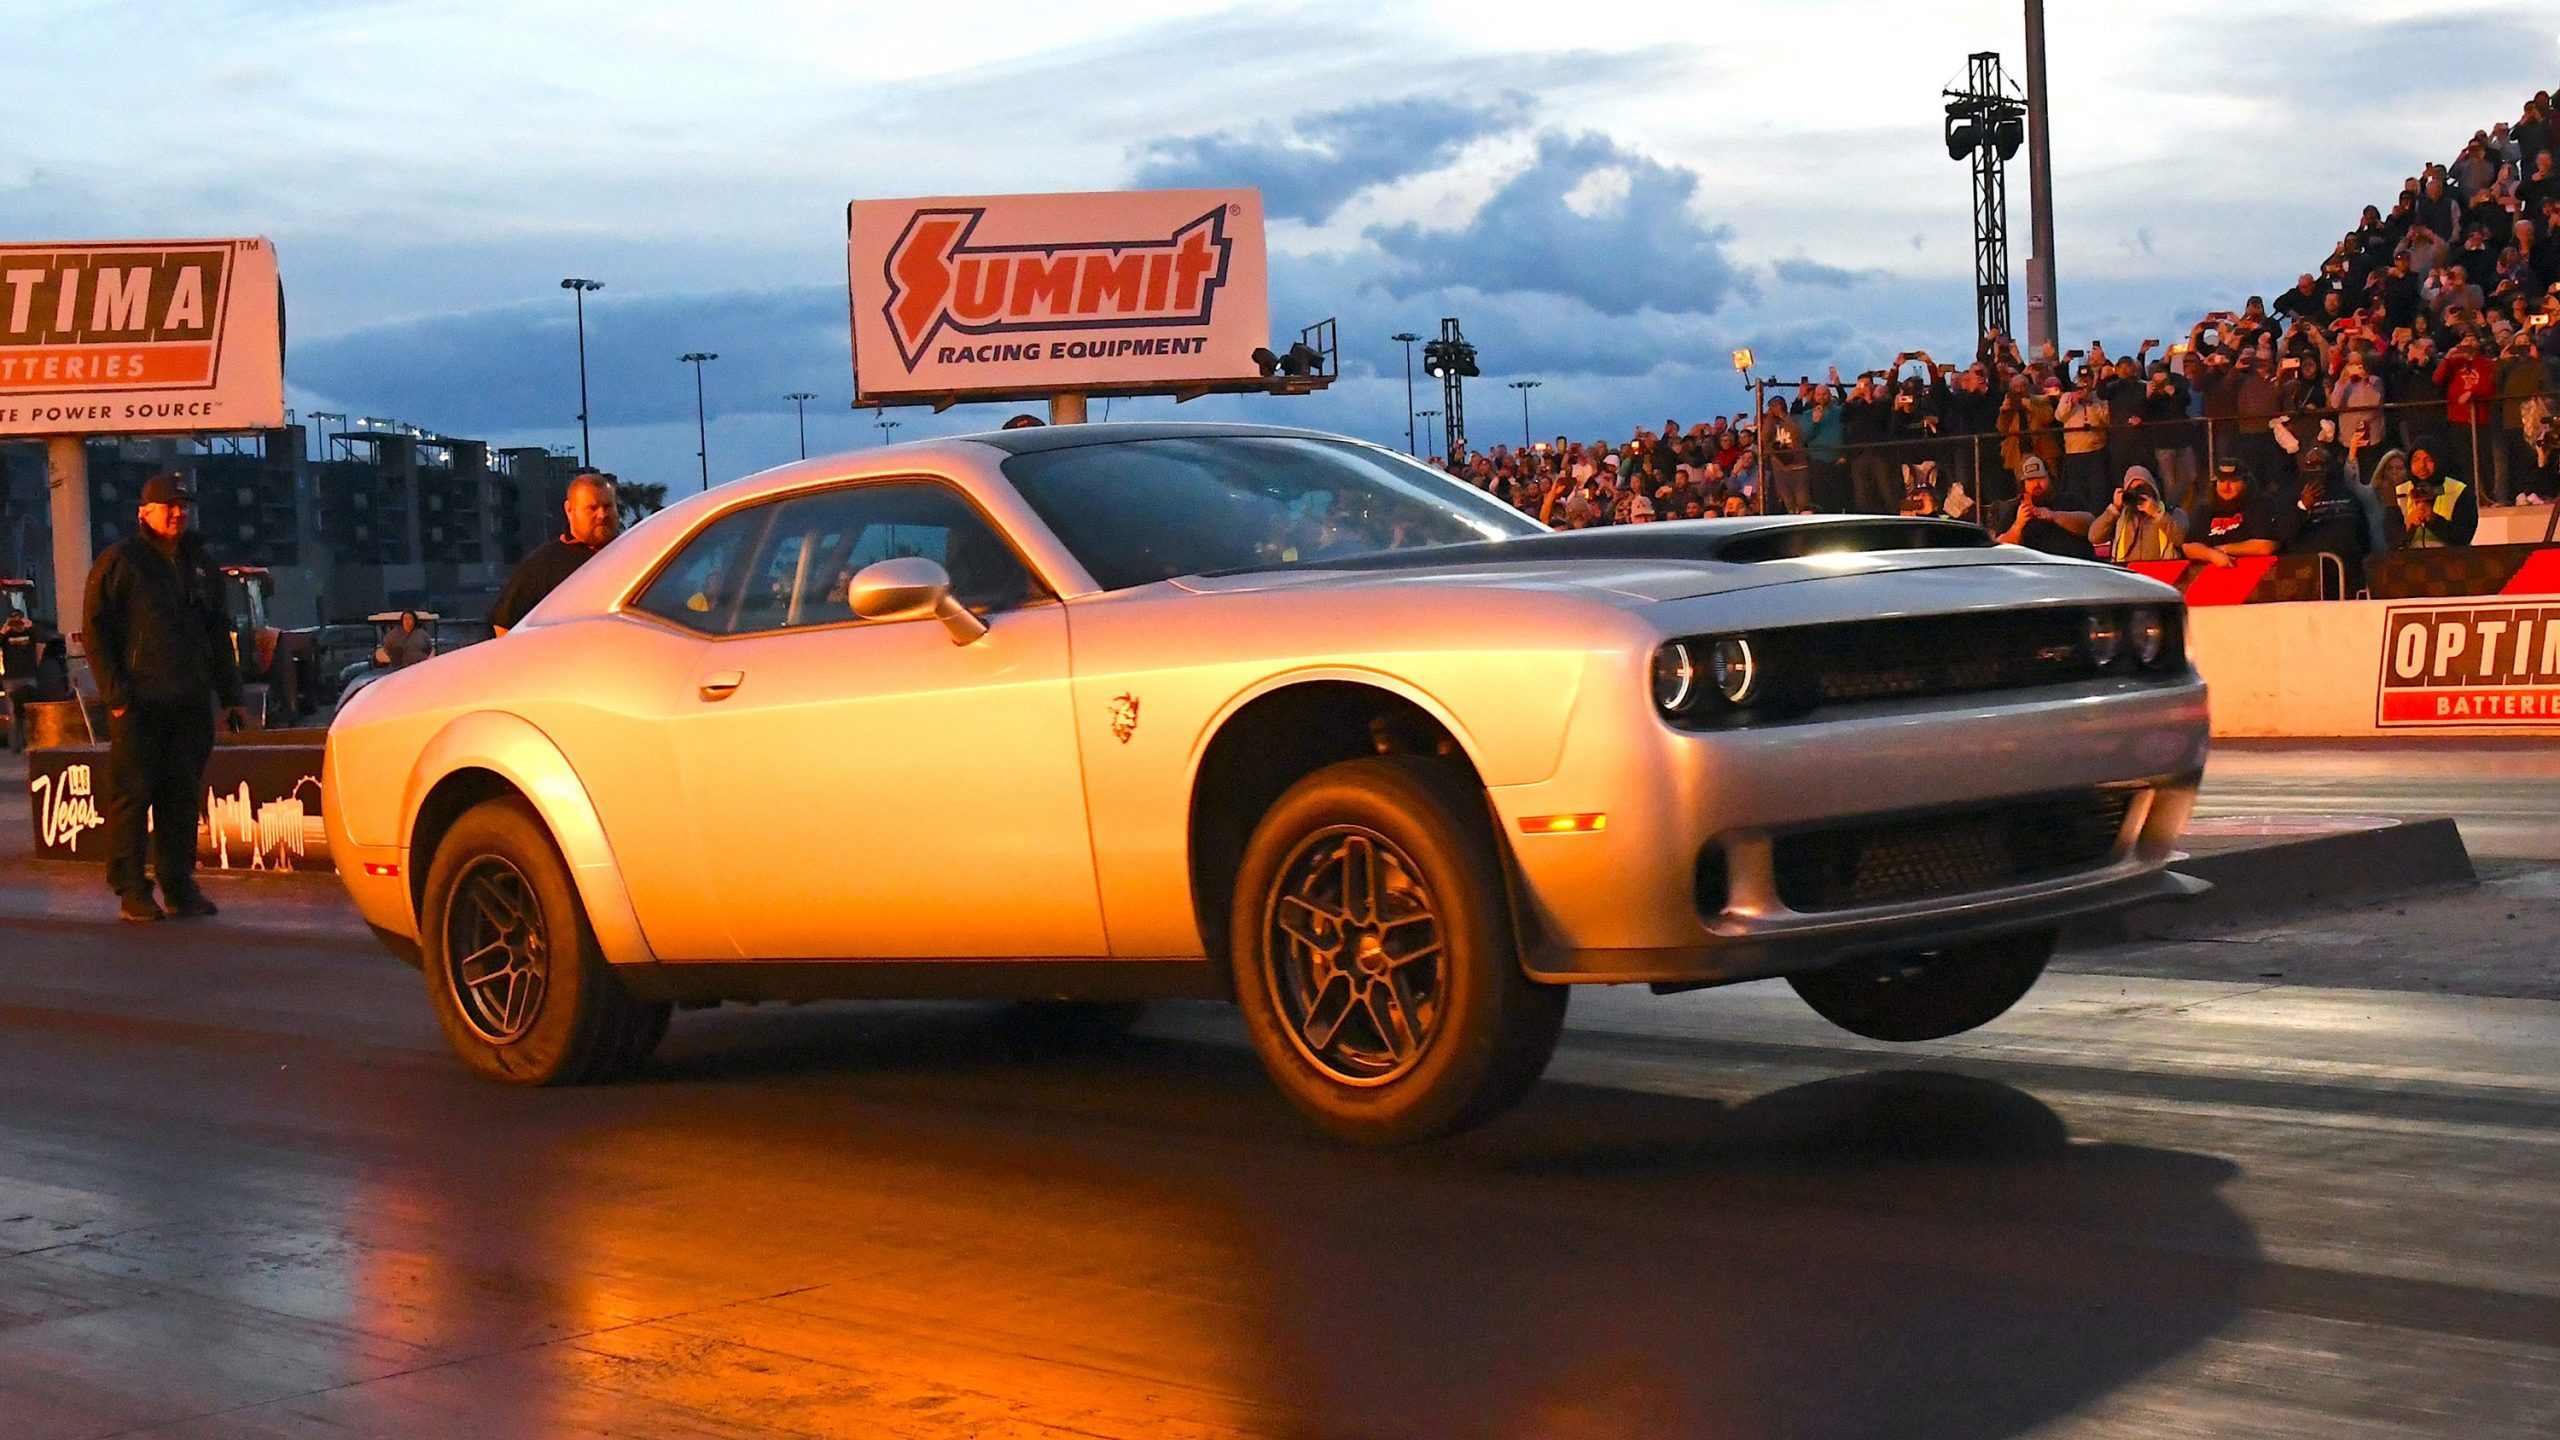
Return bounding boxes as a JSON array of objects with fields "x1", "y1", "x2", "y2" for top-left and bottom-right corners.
[
  {"x1": 684, "y1": 482, "x2": 1037, "y2": 637},
  {"x1": 632, "y1": 503, "x2": 772, "y2": 634}
]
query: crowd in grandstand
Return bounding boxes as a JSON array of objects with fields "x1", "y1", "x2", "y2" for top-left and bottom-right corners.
[{"x1": 1435, "y1": 88, "x2": 2560, "y2": 567}]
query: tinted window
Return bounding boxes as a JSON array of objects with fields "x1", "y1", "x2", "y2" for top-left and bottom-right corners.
[
  {"x1": 1001, "y1": 436, "x2": 1543, "y2": 591},
  {"x1": 636, "y1": 482, "x2": 1035, "y2": 637},
  {"x1": 633, "y1": 503, "x2": 771, "y2": 634}
]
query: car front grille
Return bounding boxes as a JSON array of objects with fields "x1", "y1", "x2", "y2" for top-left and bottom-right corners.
[
  {"x1": 1782, "y1": 608, "x2": 2128, "y2": 709},
  {"x1": 1770, "y1": 788, "x2": 2138, "y2": 913}
]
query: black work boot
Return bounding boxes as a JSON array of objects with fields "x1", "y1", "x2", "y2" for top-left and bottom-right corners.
[
  {"x1": 163, "y1": 885, "x2": 220, "y2": 919},
  {"x1": 118, "y1": 892, "x2": 166, "y2": 924}
]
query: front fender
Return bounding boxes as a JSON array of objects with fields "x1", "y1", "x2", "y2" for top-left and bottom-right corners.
[{"x1": 401, "y1": 711, "x2": 660, "y2": 968}]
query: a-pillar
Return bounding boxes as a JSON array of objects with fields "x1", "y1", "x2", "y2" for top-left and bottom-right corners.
[{"x1": 46, "y1": 436, "x2": 90, "y2": 652}]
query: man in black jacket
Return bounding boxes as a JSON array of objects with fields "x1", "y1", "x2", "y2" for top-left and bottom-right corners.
[{"x1": 83, "y1": 474, "x2": 250, "y2": 923}]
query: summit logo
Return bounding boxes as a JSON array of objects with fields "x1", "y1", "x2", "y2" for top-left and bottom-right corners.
[{"x1": 880, "y1": 206, "x2": 1233, "y2": 369}]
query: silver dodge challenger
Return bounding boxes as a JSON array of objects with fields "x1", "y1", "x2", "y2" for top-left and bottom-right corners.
[{"x1": 325, "y1": 422, "x2": 2208, "y2": 1143}]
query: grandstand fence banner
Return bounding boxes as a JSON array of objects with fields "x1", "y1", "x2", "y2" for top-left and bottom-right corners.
[
  {"x1": 27, "y1": 736, "x2": 330, "y2": 870},
  {"x1": 2123, "y1": 545, "x2": 2560, "y2": 604},
  {"x1": 847, "y1": 189, "x2": 1269, "y2": 407},
  {"x1": 0, "y1": 237, "x2": 285, "y2": 438},
  {"x1": 2377, "y1": 600, "x2": 2560, "y2": 728}
]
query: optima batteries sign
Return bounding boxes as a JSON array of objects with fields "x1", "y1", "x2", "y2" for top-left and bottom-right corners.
[
  {"x1": 0, "y1": 238, "x2": 283, "y2": 438},
  {"x1": 2378, "y1": 601, "x2": 2560, "y2": 727},
  {"x1": 847, "y1": 190, "x2": 1267, "y2": 405}
]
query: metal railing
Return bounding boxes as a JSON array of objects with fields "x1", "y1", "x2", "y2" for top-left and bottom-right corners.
[{"x1": 1756, "y1": 389, "x2": 2560, "y2": 541}]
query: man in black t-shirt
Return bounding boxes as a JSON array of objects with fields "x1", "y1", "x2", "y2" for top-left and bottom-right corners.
[
  {"x1": 2180, "y1": 460, "x2": 2297, "y2": 568},
  {"x1": 492, "y1": 470, "x2": 620, "y2": 633}
]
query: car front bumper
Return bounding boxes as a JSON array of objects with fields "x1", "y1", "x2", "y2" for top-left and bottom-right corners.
[{"x1": 1487, "y1": 674, "x2": 2211, "y2": 986}]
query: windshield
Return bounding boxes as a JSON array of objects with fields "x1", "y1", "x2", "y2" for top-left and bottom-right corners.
[{"x1": 1001, "y1": 435, "x2": 1543, "y2": 591}]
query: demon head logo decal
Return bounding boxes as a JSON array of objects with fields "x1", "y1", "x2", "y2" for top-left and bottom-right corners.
[{"x1": 1107, "y1": 692, "x2": 1141, "y2": 744}]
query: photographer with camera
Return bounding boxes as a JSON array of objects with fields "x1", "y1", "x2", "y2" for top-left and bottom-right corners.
[
  {"x1": 2091, "y1": 465, "x2": 2188, "y2": 564},
  {"x1": 2380, "y1": 444, "x2": 2481, "y2": 547}
]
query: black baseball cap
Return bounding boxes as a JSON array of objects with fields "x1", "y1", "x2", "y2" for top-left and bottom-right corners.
[
  {"x1": 2214, "y1": 459, "x2": 2246, "y2": 479},
  {"x1": 139, "y1": 474, "x2": 194, "y2": 506}
]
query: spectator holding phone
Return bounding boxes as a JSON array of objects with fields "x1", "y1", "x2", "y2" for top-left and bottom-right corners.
[{"x1": 1993, "y1": 456, "x2": 2094, "y2": 557}]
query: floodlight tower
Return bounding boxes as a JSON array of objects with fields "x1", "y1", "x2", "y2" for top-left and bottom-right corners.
[
  {"x1": 1420, "y1": 317, "x2": 1478, "y2": 464},
  {"x1": 1942, "y1": 51, "x2": 2028, "y2": 351}
]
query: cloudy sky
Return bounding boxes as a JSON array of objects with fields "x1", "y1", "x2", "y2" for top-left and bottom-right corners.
[{"x1": 10, "y1": 0, "x2": 2555, "y2": 488}]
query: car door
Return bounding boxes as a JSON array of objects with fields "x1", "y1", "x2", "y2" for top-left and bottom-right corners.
[{"x1": 652, "y1": 478, "x2": 1106, "y2": 960}]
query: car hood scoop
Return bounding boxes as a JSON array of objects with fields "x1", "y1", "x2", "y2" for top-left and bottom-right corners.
[{"x1": 1175, "y1": 516, "x2": 2030, "y2": 603}]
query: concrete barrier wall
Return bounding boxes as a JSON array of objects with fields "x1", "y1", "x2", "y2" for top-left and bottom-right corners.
[{"x1": 2190, "y1": 599, "x2": 2560, "y2": 738}]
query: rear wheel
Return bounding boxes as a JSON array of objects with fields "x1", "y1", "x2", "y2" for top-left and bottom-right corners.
[
  {"x1": 419, "y1": 796, "x2": 671, "y2": 1085},
  {"x1": 1230, "y1": 757, "x2": 1566, "y2": 1145},
  {"x1": 1788, "y1": 929, "x2": 2056, "y2": 1042}
]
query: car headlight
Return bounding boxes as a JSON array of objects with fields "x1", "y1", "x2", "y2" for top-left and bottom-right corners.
[
  {"x1": 1651, "y1": 641, "x2": 1698, "y2": 713},
  {"x1": 1707, "y1": 636, "x2": 1757, "y2": 704},
  {"x1": 2082, "y1": 610, "x2": 2126, "y2": 669},
  {"x1": 2128, "y1": 608, "x2": 2169, "y2": 667}
]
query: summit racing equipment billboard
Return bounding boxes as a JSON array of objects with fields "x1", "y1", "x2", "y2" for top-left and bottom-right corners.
[
  {"x1": 0, "y1": 238, "x2": 284, "y2": 438},
  {"x1": 848, "y1": 189, "x2": 1268, "y2": 406},
  {"x1": 2377, "y1": 600, "x2": 2560, "y2": 727}
]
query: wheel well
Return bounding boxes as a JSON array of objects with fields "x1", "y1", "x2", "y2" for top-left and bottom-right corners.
[
  {"x1": 408, "y1": 768, "x2": 525, "y2": 915},
  {"x1": 1187, "y1": 682, "x2": 1488, "y2": 966}
]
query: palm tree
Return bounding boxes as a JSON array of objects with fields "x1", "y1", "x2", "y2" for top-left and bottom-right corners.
[{"x1": 616, "y1": 482, "x2": 670, "y2": 527}]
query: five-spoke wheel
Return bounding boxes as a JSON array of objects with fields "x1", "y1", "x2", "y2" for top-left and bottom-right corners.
[
  {"x1": 1265, "y1": 827, "x2": 1448, "y2": 1086},
  {"x1": 420, "y1": 796, "x2": 670, "y2": 1086},
  {"x1": 1231, "y1": 757, "x2": 1566, "y2": 1145},
  {"x1": 442, "y1": 856, "x2": 551, "y2": 1045}
]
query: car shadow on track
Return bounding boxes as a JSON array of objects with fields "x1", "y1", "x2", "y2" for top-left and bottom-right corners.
[{"x1": 487, "y1": 1000, "x2": 2261, "y2": 1440}]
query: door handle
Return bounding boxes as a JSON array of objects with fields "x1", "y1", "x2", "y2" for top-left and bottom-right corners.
[{"x1": 698, "y1": 670, "x2": 745, "y2": 701}]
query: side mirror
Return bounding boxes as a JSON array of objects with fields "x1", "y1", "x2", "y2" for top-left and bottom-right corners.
[{"x1": 846, "y1": 556, "x2": 988, "y2": 645}]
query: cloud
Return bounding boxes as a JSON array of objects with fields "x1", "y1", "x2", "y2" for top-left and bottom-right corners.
[
  {"x1": 1365, "y1": 132, "x2": 1752, "y2": 317},
  {"x1": 1773, "y1": 256, "x2": 1886, "y2": 289},
  {"x1": 293, "y1": 285, "x2": 852, "y2": 433},
  {"x1": 1130, "y1": 94, "x2": 1523, "y2": 223}
]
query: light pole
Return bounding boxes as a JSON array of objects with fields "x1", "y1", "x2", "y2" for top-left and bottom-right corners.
[
  {"x1": 875, "y1": 418, "x2": 902, "y2": 445},
  {"x1": 1390, "y1": 332, "x2": 1421, "y2": 455},
  {"x1": 785, "y1": 392, "x2": 816, "y2": 459},
  {"x1": 679, "y1": 352, "x2": 718, "y2": 491},
  {"x1": 1416, "y1": 408, "x2": 1440, "y2": 463},
  {"x1": 1508, "y1": 379, "x2": 1541, "y2": 449},
  {"x1": 560, "y1": 278, "x2": 602, "y2": 466}
]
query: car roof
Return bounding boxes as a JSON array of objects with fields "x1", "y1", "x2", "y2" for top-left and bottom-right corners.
[{"x1": 958, "y1": 420, "x2": 1360, "y2": 457}]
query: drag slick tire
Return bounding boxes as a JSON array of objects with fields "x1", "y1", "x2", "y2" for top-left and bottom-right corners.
[
  {"x1": 1230, "y1": 757, "x2": 1566, "y2": 1146},
  {"x1": 1787, "y1": 928, "x2": 2056, "y2": 1042},
  {"x1": 420, "y1": 796, "x2": 671, "y2": 1085}
]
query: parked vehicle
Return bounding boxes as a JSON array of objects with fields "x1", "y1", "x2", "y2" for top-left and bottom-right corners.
[
  {"x1": 326, "y1": 423, "x2": 2209, "y2": 1143},
  {"x1": 220, "y1": 566, "x2": 319, "y2": 723},
  {"x1": 2, "y1": 578, "x2": 74, "y2": 747}
]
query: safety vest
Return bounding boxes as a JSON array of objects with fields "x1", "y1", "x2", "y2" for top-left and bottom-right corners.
[{"x1": 2394, "y1": 477, "x2": 2466, "y2": 547}]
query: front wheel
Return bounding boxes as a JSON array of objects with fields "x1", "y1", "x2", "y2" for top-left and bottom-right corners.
[
  {"x1": 419, "y1": 796, "x2": 671, "y2": 1085},
  {"x1": 1230, "y1": 757, "x2": 1566, "y2": 1145},
  {"x1": 1788, "y1": 929, "x2": 2056, "y2": 1042}
]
